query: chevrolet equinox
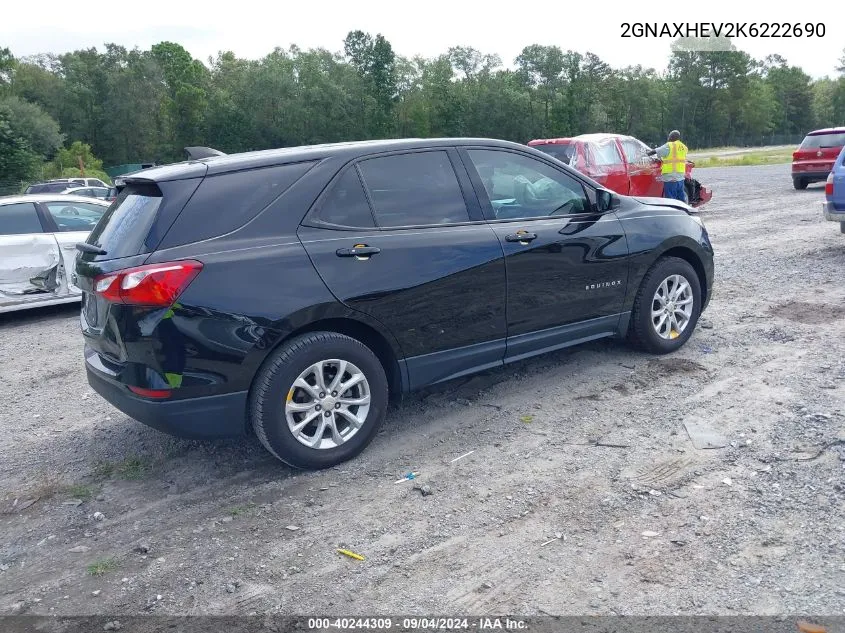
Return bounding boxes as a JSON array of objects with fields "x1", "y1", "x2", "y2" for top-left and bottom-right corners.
[{"x1": 75, "y1": 138, "x2": 714, "y2": 469}]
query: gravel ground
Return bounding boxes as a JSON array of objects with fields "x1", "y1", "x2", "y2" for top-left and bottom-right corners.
[{"x1": 1, "y1": 163, "x2": 844, "y2": 617}]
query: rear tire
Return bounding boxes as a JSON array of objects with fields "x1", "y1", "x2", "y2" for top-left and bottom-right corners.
[
  {"x1": 840, "y1": 221, "x2": 845, "y2": 235},
  {"x1": 628, "y1": 257, "x2": 702, "y2": 355},
  {"x1": 793, "y1": 177, "x2": 808, "y2": 190},
  {"x1": 250, "y1": 332, "x2": 388, "y2": 469}
]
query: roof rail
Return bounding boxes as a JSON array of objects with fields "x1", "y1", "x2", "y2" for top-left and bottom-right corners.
[{"x1": 184, "y1": 146, "x2": 227, "y2": 160}]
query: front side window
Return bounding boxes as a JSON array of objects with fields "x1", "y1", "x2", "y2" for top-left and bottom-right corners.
[
  {"x1": 621, "y1": 139, "x2": 650, "y2": 163},
  {"x1": 0, "y1": 202, "x2": 43, "y2": 235},
  {"x1": 44, "y1": 201, "x2": 107, "y2": 232},
  {"x1": 466, "y1": 149, "x2": 590, "y2": 220},
  {"x1": 357, "y1": 151, "x2": 470, "y2": 227}
]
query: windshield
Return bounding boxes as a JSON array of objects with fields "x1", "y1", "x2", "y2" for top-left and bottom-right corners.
[
  {"x1": 531, "y1": 143, "x2": 576, "y2": 166},
  {"x1": 800, "y1": 132, "x2": 845, "y2": 149}
]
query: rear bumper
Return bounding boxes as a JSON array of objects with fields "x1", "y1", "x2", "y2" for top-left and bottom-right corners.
[
  {"x1": 793, "y1": 170, "x2": 830, "y2": 182},
  {"x1": 86, "y1": 363, "x2": 248, "y2": 438},
  {"x1": 822, "y1": 201, "x2": 845, "y2": 222}
]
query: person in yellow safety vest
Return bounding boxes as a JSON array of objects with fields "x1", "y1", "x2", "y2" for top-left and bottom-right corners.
[{"x1": 647, "y1": 130, "x2": 688, "y2": 202}]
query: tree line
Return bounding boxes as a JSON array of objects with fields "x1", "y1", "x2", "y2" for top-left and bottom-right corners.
[{"x1": 1, "y1": 33, "x2": 844, "y2": 191}]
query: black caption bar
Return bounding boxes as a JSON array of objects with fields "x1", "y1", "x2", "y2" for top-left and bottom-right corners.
[{"x1": 0, "y1": 616, "x2": 843, "y2": 633}]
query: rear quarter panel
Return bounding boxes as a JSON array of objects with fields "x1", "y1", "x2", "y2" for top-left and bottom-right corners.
[{"x1": 139, "y1": 157, "x2": 406, "y2": 397}]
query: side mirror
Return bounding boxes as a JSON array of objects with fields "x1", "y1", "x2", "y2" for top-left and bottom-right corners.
[{"x1": 596, "y1": 189, "x2": 621, "y2": 211}]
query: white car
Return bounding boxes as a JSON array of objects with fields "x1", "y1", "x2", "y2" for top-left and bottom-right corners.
[
  {"x1": 25, "y1": 178, "x2": 109, "y2": 194},
  {"x1": 62, "y1": 186, "x2": 114, "y2": 201},
  {"x1": 0, "y1": 194, "x2": 110, "y2": 313}
]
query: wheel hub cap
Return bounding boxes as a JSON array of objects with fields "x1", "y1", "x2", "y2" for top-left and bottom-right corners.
[
  {"x1": 284, "y1": 359, "x2": 371, "y2": 450},
  {"x1": 651, "y1": 273, "x2": 694, "y2": 340}
]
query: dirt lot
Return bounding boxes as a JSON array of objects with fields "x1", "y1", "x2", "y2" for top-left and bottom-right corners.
[{"x1": 1, "y1": 163, "x2": 844, "y2": 617}]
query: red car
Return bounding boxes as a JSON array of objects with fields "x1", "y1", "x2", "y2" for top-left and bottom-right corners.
[
  {"x1": 528, "y1": 133, "x2": 712, "y2": 207},
  {"x1": 792, "y1": 127, "x2": 845, "y2": 190}
]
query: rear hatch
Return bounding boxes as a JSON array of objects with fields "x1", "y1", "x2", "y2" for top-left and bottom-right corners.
[
  {"x1": 793, "y1": 131, "x2": 845, "y2": 173},
  {"x1": 75, "y1": 171, "x2": 205, "y2": 364}
]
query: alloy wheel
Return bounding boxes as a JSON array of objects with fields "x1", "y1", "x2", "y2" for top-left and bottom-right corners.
[
  {"x1": 651, "y1": 274, "x2": 694, "y2": 340},
  {"x1": 284, "y1": 359, "x2": 371, "y2": 449}
]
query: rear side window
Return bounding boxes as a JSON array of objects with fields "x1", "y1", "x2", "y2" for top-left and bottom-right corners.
[
  {"x1": 163, "y1": 161, "x2": 316, "y2": 246},
  {"x1": 86, "y1": 182, "x2": 163, "y2": 259},
  {"x1": 311, "y1": 168, "x2": 375, "y2": 228},
  {"x1": 800, "y1": 133, "x2": 845, "y2": 149},
  {"x1": 0, "y1": 202, "x2": 43, "y2": 235},
  {"x1": 589, "y1": 141, "x2": 623, "y2": 166},
  {"x1": 357, "y1": 151, "x2": 469, "y2": 227},
  {"x1": 532, "y1": 144, "x2": 576, "y2": 165}
]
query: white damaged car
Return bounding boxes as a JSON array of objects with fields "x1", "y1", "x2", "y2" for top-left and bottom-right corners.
[{"x1": 0, "y1": 194, "x2": 110, "y2": 313}]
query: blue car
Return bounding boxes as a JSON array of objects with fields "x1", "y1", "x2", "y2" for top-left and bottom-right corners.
[{"x1": 823, "y1": 145, "x2": 845, "y2": 233}]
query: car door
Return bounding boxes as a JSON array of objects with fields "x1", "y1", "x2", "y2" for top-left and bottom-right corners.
[
  {"x1": 621, "y1": 138, "x2": 661, "y2": 196},
  {"x1": 39, "y1": 199, "x2": 109, "y2": 295},
  {"x1": 298, "y1": 149, "x2": 508, "y2": 389},
  {"x1": 460, "y1": 147, "x2": 630, "y2": 362},
  {"x1": 586, "y1": 139, "x2": 629, "y2": 195},
  {"x1": 0, "y1": 201, "x2": 64, "y2": 310}
]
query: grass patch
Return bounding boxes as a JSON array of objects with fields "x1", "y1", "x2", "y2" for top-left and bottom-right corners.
[
  {"x1": 93, "y1": 455, "x2": 151, "y2": 481},
  {"x1": 228, "y1": 502, "x2": 256, "y2": 517},
  {"x1": 691, "y1": 147, "x2": 794, "y2": 167},
  {"x1": 62, "y1": 484, "x2": 95, "y2": 500},
  {"x1": 87, "y1": 557, "x2": 119, "y2": 576}
]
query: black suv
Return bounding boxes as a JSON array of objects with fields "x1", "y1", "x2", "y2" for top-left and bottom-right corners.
[{"x1": 75, "y1": 138, "x2": 714, "y2": 469}]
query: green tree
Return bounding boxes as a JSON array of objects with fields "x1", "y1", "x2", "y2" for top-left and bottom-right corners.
[
  {"x1": 0, "y1": 95, "x2": 63, "y2": 157},
  {"x1": 0, "y1": 103, "x2": 41, "y2": 193}
]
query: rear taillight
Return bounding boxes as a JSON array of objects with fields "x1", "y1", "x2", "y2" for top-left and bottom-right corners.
[
  {"x1": 792, "y1": 152, "x2": 799, "y2": 161},
  {"x1": 826, "y1": 173, "x2": 834, "y2": 197},
  {"x1": 93, "y1": 260, "x2": 202, "y2": 307}
]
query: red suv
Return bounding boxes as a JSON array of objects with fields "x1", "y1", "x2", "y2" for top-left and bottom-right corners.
[
  {"x1": 528, "y1": 133, "x2": 711, "y2": 207},
  {"x1": 792, "y1": 127, "x2": 845, "y2": 190}
]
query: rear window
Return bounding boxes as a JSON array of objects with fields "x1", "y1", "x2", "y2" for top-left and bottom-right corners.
[
  {"x1": 26, "y1": 182, "x2": 69, "y2": 194},
  {"x1": 532, "y1": 144, "x2": 576, "y2": 165},
  {"x1": 800, "y1": 133, "x2": 845, "y2": 149},
  {"x1": 85, "y1": 182, "x2": 163, "y2": 259}
]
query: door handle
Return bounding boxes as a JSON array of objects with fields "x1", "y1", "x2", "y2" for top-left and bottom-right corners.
[
  {"x1": 336, "y1": 245, "x2": 381, "y2": 258},
  {"x1": 505, "y1": 232, "x2": 537, "y2": 243}
]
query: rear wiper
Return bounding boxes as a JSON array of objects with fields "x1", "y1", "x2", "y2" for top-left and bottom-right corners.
[{"x1": 76, "y1": 243, "x2": 108, "y2": 255}]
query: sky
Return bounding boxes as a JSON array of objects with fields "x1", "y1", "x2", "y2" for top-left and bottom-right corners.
[{"x1": 2, "y1": 0, "x2": 842, "y2": 78}]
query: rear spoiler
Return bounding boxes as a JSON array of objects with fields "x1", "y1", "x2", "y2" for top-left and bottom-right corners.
[{"x1": 184, "y1": 146, "x2": 226, "y2": 160}]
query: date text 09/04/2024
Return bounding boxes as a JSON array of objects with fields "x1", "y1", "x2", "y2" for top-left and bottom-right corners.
[
  {"x1": 307, "y1": 617, "x2": 529, "y2": 630},
  {"x1": 621, "y1": 22, "x2": 825, "y2": 38}
]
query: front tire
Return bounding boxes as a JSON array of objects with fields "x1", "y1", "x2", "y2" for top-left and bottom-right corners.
[
  {"x1": 628, "y1": 257, "x2": 702, "y2": 354},
  {"x1": 250, "y1": 332, "x2": 389, "y2": 469},
  {"x1": 793, "y1": 177, "x2": 808, "y2": 190}
]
